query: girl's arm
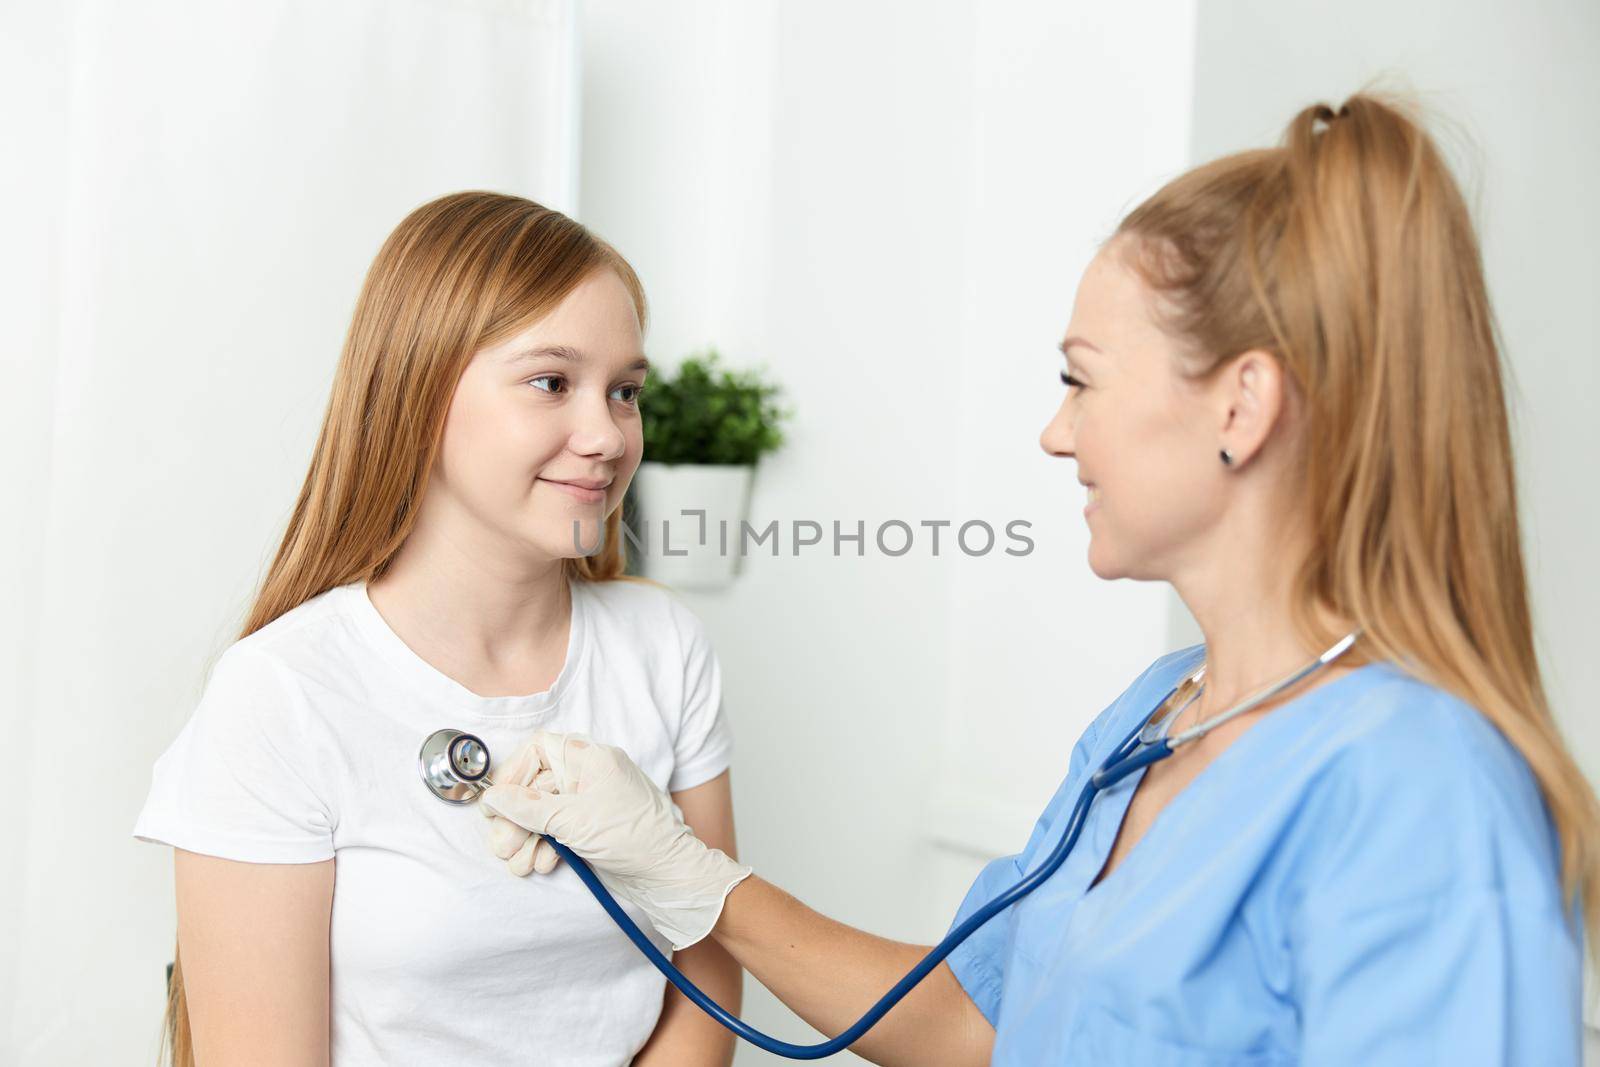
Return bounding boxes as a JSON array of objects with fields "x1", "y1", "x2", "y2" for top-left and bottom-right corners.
[
  {"x1": 174, "y1": 849, "x2": 334, "y2": 1066},
  {"x1": 631, "y1": 770, "x2": 741, "y2": 1067}
]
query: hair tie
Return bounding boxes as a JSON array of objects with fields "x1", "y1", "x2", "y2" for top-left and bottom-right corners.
[{"x1": 1313, "y1": 102, "x2": 1352, "y2": 129}]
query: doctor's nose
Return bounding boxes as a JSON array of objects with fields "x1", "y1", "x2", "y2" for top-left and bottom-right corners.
[{"x1": 1039, "y1": 401, "x2": 1075, "y2": 459}]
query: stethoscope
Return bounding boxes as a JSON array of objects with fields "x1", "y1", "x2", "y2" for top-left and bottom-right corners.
[{"x1": 418, "y1": 629, "x2": 1362, "y2": 1059}]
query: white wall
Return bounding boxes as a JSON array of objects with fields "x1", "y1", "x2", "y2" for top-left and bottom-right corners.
[
  {"x1": 577, "y1": 2, "x2": 1197, "y2": 1061},
  {"x1": 0, "y1": 1, "x2": 71, "y2": 1052}
]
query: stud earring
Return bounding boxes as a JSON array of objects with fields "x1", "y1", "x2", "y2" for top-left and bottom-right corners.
[{"x1": 1220, "y1": 448, "x2": 1235, "y2": 467}]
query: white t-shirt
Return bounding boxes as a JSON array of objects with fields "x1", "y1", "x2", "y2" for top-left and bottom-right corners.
[{"x1": 133, "y1": 577, "x2": 734, "y2": 1065}]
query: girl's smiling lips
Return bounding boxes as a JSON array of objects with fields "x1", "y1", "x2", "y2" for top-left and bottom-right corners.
[{"x1": 540, "y1": 476, "x2": 611, "y2": 503}]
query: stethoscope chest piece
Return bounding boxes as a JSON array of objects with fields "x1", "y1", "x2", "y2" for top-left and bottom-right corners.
[{"x1": 419, "y1": 728, "x2": 493, "y2": 804}]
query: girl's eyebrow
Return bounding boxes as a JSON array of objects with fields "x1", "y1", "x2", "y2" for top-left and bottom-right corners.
[
  {"x1": 506, "y1": 344, "x2": 651, "y2": 373},
  {"x1": 1058, "y1": 336, "x2": 1101, "y2": 359}
]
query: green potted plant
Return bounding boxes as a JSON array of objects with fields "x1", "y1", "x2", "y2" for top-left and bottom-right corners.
[{"x1": 628, "y1": 350, "x2": 790, "y2": 588}]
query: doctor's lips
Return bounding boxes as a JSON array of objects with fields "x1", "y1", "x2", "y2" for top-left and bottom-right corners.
[
  {"x1": 541, "y1": 475, "x2": 613, "y2": 503},
  {"x1": 1080, "y1": 479, "x2": 1102, "y2": 513}
]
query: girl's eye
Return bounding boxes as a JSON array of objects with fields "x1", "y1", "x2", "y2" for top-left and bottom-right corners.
[
  {"x1": 1060, "y1": 369, "x2": 1086, "y2": 390},
  {"x1": 528, "y1": 376, "x2": 645, "y2": 405}
]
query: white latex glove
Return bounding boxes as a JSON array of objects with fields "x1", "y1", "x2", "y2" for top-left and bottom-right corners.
[
  {"x1": 477, "y1": 736, "x2": 566, "y2": 876},
  {"x1": 478, "y1": 731, "x2": 752, "y2": 951},
  {"x1": 480, "y1": 747, "x2": 690, "y2": 876}
]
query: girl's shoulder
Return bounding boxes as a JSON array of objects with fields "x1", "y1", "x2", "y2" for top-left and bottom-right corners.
[
  {"x1": 577, "y1": 577, "x2": 712, "y2": 650},
  {"x1": 229, "y1": 583, "x2": 355, "y2": 648},
  {"x1": 219, "y1": 582, "x2": 369, "y2": 691}
]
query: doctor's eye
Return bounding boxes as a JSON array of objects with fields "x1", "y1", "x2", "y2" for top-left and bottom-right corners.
[{"x1": 1060, "y1": 369, "x2": 1086, "y2": 390}]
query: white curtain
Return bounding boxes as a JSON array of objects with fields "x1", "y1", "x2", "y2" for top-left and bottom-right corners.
[{"x1": 1, "y1": 1, "x2": 578, "y2": 1060}]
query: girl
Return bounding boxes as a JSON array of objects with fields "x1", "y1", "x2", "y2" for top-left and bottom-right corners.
[
  {"x1": 133, "y1": 192, "x2": 742, "y2": 1065},
  {"x1": 479, "y1": 95, "x2": 1595, "y2": 1064}
]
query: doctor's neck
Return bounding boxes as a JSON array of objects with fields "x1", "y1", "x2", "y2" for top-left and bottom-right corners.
[{"x1": 1168, "y1": 496, "x2": 1357, "y2": 712}]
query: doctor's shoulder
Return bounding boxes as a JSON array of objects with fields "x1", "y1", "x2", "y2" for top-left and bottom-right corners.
[
  {"x1": 1089, "y1": 642, "x2": 1210, "y2": 744},
  {"x1": 1026, "y1": 643, "x2": 1211, "y2": 836},
  {"x1": 1278, "y1": 664, "x2": 1567, "y2": 913}
]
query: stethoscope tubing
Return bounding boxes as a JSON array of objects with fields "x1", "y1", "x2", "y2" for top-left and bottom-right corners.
[
  {"x1": 541, "y1": 708, "x2": 1158, "y2": 1058},
  {"x1": 504, "y1": 629, "x2": 1360, "y2": 1058}
]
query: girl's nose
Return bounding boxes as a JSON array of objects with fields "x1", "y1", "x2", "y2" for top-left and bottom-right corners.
[{"x1": 569, "y1": 395, "x2": 627, "y2": 460}]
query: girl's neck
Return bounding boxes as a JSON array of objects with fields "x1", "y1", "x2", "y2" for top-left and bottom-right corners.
[{"x1": 368, "y1": 522, "x2": 571, "y2": 669}]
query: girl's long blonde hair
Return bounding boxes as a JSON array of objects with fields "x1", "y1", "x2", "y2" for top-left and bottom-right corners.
[
  {"x1": 1117, "y1": 94, "x2": 1599, "y2": 952},
  {"x1": 161, "y1": 191, "x2": 649, "y2": 1065}
]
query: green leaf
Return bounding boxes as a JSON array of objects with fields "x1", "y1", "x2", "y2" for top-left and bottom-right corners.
[{"x1": 641, "y1": 349, "x2": 792, "y2": 466}]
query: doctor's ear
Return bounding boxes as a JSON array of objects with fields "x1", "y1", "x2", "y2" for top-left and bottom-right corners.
[{"x1": 1214, "y1": 349, "x2": 1289, "y2": 470}]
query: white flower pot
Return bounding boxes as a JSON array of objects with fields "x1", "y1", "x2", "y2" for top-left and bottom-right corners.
[{"x1": 630, "y1": 461, "x2": 755, "y2": 590}]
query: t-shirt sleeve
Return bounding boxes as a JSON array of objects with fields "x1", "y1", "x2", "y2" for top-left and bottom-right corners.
[
  {"x1": 663, "y1": 596, "x2": 733, "y2": 793},
  {"x1": 132, "y1": 644, "x2": 337, "y2": 863}
]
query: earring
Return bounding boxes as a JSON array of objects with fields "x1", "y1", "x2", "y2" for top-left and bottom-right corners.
[{"x1": 1220, "y1": 448, "x2": 1235, "y2": 467}]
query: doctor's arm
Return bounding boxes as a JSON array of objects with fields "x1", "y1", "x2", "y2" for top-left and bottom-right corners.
[
  {"x1": 482, "y1": 737, "x2": 994, "y2": 1067},
  {"x1": 172, "y1": 849, "x2": 334, "y2": 1066},
  {"x1": 711, "y1": 876, "x2": 996, "y2": 1067},
  {"x1": 631, "y1": 770, "x2": 741, "y2": 1067}
]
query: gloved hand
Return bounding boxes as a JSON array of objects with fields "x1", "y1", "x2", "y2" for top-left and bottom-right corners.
[
  {"x1": 478, "y1": 736, "x2": 565, "y2": 877},
  {"x1": 479, "y1": 731, "x2": 753, "y2": 951},
  {"x1": 479, "y1": 738, "x2": 690, "y2": 877}
]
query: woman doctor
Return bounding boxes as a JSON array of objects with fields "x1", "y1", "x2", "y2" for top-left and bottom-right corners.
[{"x1": 481, "y1": 95, "x2": 1597, "y2": 1064}]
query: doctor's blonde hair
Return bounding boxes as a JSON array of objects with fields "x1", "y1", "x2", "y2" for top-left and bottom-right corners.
[
  {"x1": 159, "y1": 191, "x2": 650, "y2": 1067},
  {"x1": 1115, "y1": 93, "x2": 1600, "y2": 954}
]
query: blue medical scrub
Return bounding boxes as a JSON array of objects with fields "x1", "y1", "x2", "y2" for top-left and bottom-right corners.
[{"x1": 946, "y1": 644, "x2": 1582, "y2": 1065}]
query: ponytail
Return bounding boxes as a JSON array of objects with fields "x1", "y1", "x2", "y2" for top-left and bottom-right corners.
[{"x1": 1116, "y1": 92, "x2": 1600, "y2": 955}]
